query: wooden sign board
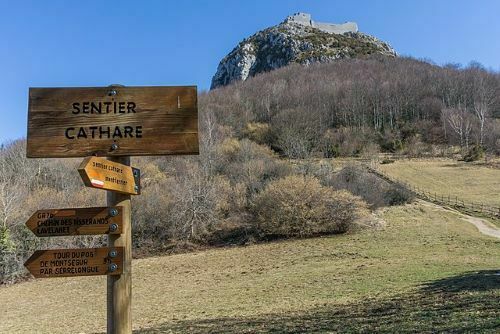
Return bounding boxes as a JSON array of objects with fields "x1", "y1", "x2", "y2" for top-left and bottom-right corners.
[
  {"x1": 24, "y1": 247, "x2": 123, "y2": 278},
  {"x1": 78, "y1": 157, "x2": 140, "y2": 195},
  {"x1": 27, "y1": 86, "x2": 199, "y2": 158},
  {"x1": 25, "y1": 207, "x2": 123, "y2": 237}
]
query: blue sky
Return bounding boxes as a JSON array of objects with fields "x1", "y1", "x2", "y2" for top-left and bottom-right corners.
[{"x1": 1, "y1": 0, "x2": 499, "y2": 143}]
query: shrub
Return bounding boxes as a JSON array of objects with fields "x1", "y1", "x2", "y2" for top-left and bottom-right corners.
[
  {"x1": 360, "y1": 142, "x2": 381, "y2": 160},
  {"x1": 168, "y1": 170, "x2": 231, "y2": 243},
  {"x1": 132, "y1": 176, "x2": 173, "y2": 250},
  {"x1": 217, "y1": 138, "x2": 291, "y2": 195},
  {"x1": 463, "y1": 145, "x2": 485, "y2": 162},
  {"x1": 0, "y1": 227, "x2": 15, "y2": 252},
  {"x1": 332, "y1": 165, "x2": 414, "y2": 208},
  {"x1": 378, "y1": 131, "x2": 404, "y2": 153},
  {"x1": 276, "y1": 127, "x2": 314, "y2": 158},
  {"x1": 404, "y1": 135, "x2": 429, "y2": 158},
  {"x1": 384, "y1": 185, "x2": 414, "y2": 205},
  {"x1": 242, "y1": 122, "x2": 275, "y2": 146},
  {"x1": 252, "y1": 175, "x2": 368, "y2": 238},
  {"x1": 320, "y1": 127, "x2": 377, "y2": 158}
]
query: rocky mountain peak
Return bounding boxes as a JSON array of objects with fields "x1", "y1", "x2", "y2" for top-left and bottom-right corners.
[{"x1": 210, "y1": 13, "x2": 396, "y2": 89}]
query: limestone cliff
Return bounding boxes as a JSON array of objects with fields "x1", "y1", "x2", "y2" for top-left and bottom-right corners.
[{"x1": 211, "y1": 13, "x2": 396, "y2": 89}]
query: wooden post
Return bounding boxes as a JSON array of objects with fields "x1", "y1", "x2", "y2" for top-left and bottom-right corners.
[
  {"x1": 25, "y1": 85, "x2": 199, "y2": 334},
  {"x1": 107, "y1": 156, "x2": 132, "y2": 334}
]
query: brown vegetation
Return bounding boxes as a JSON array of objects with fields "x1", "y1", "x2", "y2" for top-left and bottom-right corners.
[
  {"x1": 253, "y1": 175, "x2": 368, "y2": 238},
  {"x1": 2, "y1": 56, "x2": 498, "y2": 283},
  {"x1": 206, "y1": 57, "x2": 500, "y2": 158},
  {"x1": 0, "y1": 136, "x2": 382, "y2": 283}
]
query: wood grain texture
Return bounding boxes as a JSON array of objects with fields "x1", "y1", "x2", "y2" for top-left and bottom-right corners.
[
  {"x1": 107, "y1": 156, "x2": 132, "y2": 334},
  {"x1": 27, "y1": 86, "x2": 199, "y2": 158},
  {"x1": 25, "y1": 207, "x2": 123, "y2": 237},
  {"x1": 78, "y1": 156, "x2": 140, "y2": 195},
  {"x1": 24, "y1": 247, "x2": 123, "y2": 278}
]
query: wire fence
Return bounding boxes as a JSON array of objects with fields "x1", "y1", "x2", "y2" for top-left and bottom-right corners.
[{"x1": 366, "y1": 166, "x2": 500, "y2": 220}]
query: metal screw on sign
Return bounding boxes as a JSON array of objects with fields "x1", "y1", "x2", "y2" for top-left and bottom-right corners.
[
  {"x1": 110, "y1": 143, "x2": 119, "y2": 151},
  {"x1": 108, "y1": 263, "x2": 118, "y2": 273},
  {"x1": 109, "y1": 208, "x2": 119, "y2": 217},
  {"x1": 109, "y1": 249, "x2": 118, "y2": 258},
  {"x1": 109, "y1": 223, "x2": 118, "y2": 232},
  {"x1": 108, "y1": 89, "x2": 117, "y2": 96}
]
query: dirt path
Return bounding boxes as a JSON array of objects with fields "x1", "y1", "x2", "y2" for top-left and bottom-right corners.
[{"x1": 419, "y1": 200, "x2": 500, "y2": 239}]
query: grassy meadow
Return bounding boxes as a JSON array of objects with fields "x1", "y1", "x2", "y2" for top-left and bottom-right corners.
[
  {"x1": 1, "y1": 201, "x2": 499, "y2": 333},
  {"x1": 379, "y1": 159, "x2": 500, "y2": 208}
]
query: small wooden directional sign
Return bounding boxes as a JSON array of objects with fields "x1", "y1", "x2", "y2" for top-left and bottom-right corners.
[
  {"x1": 25, "y1": 207, "x2": 123, "y2": 237},
  {"x1": 78, "y1": 156, "x2": 140, "y2": 195},
  {"x1": 27, "y1": 86, "x2": 199, "y2": 158},
  {"x1": 24, "y1": 247, "x2": 123, "y2": 278}
]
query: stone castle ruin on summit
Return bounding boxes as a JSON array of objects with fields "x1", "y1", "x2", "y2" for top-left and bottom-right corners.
[{"x1": 285, "y1": 12, "x2": 358, "y2": 35}]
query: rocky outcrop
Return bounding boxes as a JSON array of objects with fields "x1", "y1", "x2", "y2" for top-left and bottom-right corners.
[{"x1": 211, "y1": 13, "x2": 396, "y2": 89}]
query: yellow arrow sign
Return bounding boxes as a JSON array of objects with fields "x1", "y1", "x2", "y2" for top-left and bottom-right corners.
[{"x1": 78, "y1": 156, "x2": 140, "y2": 195}]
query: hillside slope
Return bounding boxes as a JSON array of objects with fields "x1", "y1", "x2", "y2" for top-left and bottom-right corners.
[
  {"x1": 211, "y1": 13, "x2": 396, "y2": 89},
  {"x1": 203, "y1": 57, "x2": 500, "y2": 158},
  {"x1": 379, "y1": 159, "x2": 500, "y2": 208},
  {"x1": 1, "y1": 202, "x2": 498, "y2": 333}
]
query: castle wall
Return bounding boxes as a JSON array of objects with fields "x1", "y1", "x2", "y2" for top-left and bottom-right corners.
[
  {"x1": 286, "y1": 13, "x2": 358, "y2": 34},
  {"x1": 288, "y1": 13, "x2": 312, "y2": 26},
  {"x1": 313, "y1": 22, "x2": 358, "y2": 34}
]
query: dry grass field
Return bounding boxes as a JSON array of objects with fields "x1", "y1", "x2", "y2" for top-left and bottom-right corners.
[
  {"x1": 379, "y1": 159, "x2": 500, "y2": 208},
  {"x1": 1, "y1": 201, "x2": 499, "y2": 333}
]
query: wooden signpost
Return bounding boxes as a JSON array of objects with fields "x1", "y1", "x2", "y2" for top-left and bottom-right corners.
[
  {"x1": 25, "y1": 85, "x2": 199, "y2": 334},
  {"x1": 24, "y1": 247, "x2": 124, "y2": 278},
  {"x1": 25, "y1": 207, "x2": 123, "y2": 237},
  {"x1": 78, "y1": 156, "x2": 141, "y2": 195},
  {"x1": 27, "y1": 86, "x2": 198, "y2": 158}
]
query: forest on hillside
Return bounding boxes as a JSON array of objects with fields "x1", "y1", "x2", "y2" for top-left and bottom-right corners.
[
  {"x1": 205, "y1": 56, "x2": 500, "y2": 159},
  {"x1": 1, "y1": 56, "x2": 498, "y2": 283}
]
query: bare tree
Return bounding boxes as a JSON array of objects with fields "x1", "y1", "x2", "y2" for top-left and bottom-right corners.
[
  {"x1": 473, "y1": 74, "x2": 497, "y2": 146},
  {"x1": 445, "y1": 105, "x2": 473, "y2": 151},
  {"x1": 0, "y1": 182, "x2": 18, "y2": 230}
]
